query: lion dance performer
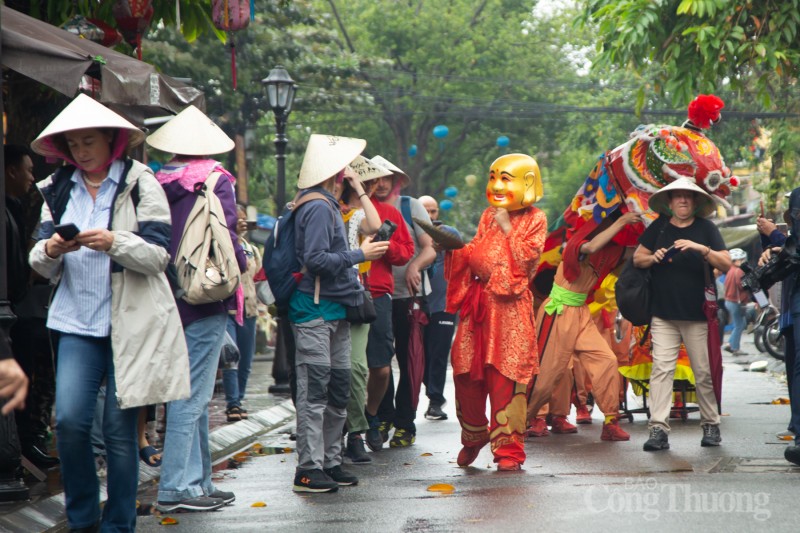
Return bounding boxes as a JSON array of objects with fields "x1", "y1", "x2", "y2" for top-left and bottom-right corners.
[{"x1": 444, "y1": 154, "x2": 546, "y2": 471}]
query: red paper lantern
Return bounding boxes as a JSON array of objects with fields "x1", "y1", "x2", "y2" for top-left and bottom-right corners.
[
  {"x1": 212, "y1": 0, "x2": 252, "y2": 90},
  {"x1": 112, "y1": 0, "x2": 154, "y2": 60}
]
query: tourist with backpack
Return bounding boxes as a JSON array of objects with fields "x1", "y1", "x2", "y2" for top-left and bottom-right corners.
[
  {"x1": 289, "y1": 135, "x2": 389, "y2": 493},
  {"x1": 28, "y1": 94, "x2": 190, "y2": 532},
  {"x1": 146, "y1": 106, "x2": 247, "y2": 512}
]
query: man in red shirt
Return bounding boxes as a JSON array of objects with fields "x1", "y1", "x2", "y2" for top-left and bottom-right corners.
[{"x1": 723, "y1": 248, "x2": 750, "y2": 355}]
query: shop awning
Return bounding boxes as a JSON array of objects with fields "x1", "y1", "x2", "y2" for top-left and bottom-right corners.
[{"x1": 1, "y1": 5, "x2": 204, "y2": 123}]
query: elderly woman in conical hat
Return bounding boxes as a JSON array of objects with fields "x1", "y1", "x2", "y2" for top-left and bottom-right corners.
[
  {"x1": 633, "y1": 177, "x2": 731, "y2": 453},
  {"x1": 145, "y1": 105, "x2": 248, "y2": 512},
  {"x1": 288, "y1": 134, "x2": 390, "y2": 492},
  {"x1": 28, "y1": 94, "x2": 190, "y2": 532}
]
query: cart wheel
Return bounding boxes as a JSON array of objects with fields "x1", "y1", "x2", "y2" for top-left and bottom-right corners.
[{"x1": 627, "y1": 413, "x2": 634, "y2": 423}]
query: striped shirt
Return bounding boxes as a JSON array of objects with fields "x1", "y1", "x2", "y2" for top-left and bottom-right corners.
[{"x1": 47, "y1": 161, "x2": 123, "y2": 337}]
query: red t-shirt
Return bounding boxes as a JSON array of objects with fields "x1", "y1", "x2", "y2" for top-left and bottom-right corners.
[
  {"x1": 724, "y1": 265, "x2": 748, "y2": 304},
  {"x1": 367, "y1": 201, "x2": 415, "y2": 297}
]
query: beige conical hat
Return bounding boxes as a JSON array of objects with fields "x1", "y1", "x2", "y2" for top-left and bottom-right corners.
[
  {"x1": 648, "y1": 177, "x2": 716, "y2": 218},
  {"x1": 370, "y1": 155, "x2": 410, "y2": 188},
  {"x1": 348, "y1": 155, "x2": 392, "y2": 182},
  {"x1": 31, "y1": 93, "x2": 144, "y2": 158},
  {"x1": 297, "y1": 134, "x2": 366, "y2": 189},
  {"x1": 145, "y1": 105, "x2": 234, "y2": 156}
]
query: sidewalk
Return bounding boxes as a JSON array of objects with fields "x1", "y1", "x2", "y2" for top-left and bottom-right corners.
[{"x1": 0, "y1": 352, "x2": 295, "y2": 533}]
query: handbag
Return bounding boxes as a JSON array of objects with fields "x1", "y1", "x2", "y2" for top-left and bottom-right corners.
[
  {"x1": 615, "y1": 257, "x2": 653, "y2": 326},
  {"x1": 346, "y1": 275, "x2": 377, "y2": 324}
]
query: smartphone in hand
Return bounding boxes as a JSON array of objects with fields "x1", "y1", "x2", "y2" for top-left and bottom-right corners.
[
  {"x1": 54, "y1": 223, "x2": 80, "y2": 241},
  {"x1": 662, "y1": 245, "x2": 681, "y2": 262}
]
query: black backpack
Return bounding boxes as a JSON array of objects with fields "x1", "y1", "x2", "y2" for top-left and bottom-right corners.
[{"x1": 615, "y1": 219, "x2": 668, "y2": 326}]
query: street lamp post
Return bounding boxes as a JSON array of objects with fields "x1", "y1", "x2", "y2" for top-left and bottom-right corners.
[{"x1": 262, "y1": 66, "x2": 296, "y2": 395}]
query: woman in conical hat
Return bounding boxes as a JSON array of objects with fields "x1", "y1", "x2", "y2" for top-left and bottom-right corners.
[
  {"x1": 29, "y1": 93, "x2": 190, "y2": 531},
  {"x1": 145, "y1": 105, "x2": 248, "y2": 511}
]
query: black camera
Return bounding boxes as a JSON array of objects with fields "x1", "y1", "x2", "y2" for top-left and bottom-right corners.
[
  {"x1": 741, "y1": 239, "x2": 800, "y2": 293},
  {"x1": 374, "y1": 219, "x2": 398, "y2": 242}
]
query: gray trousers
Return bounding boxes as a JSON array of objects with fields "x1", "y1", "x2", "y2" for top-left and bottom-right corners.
[{"x1": 292, "y1": 318, "x2": 351, "y2": 471}]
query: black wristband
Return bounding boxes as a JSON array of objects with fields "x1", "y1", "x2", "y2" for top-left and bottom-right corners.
[{"x1": 359, "y1": 193, "x2": 368, "y2": 198}]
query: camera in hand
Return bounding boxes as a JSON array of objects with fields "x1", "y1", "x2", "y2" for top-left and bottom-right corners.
[
  {"x1": 741, "y1": 239, "x2": 800, "y2": 293},
  {"x1": 374, "y1": 219, "x2": 398, "y2": 242}
]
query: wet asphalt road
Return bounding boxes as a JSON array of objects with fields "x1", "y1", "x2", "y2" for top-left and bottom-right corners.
[{"x1": 136, "y1": 340, "x2": 799, "y2": 533}]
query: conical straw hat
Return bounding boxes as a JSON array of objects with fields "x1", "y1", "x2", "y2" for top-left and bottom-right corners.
[
  {"x1": 648, "y1": 177, "x2": 716, "y2": 218},
  {"x1": 31, "y1": 93, "x2": 144, "y2": 158},
  {"x1": 370, "y1": 155, "x2": 410, "y2": 188},
  {"x1": 297, "y1": 134, "x2": 366, "y2": 189},
  {"x1": 348, "y1": 155, "x2": 392, "y2": 182},
  {"x1": 145, "y1": 105, "x2": 234, "y2": 156}
]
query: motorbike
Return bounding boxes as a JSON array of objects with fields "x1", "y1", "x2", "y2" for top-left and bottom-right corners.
[{"x1": 752, "y1": 303, "x2": 784, "y2": 360}]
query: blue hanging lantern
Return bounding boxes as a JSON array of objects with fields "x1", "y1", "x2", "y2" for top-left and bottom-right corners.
[
  {"x1": 433, "y1": 125, "x2": 449, "y2": 139},
  {"x1": 440, "y1": 199, "x2": 454, "y2": 211},
  {"x1": 444, "y1": 186, "x2": 458, "y2": 198},
  {"x1": 408, "y1": 144, "x2": 418, "y2": 157},
  {"x1": 496, "y1": 135, "x2": 510, "y2": 148}
]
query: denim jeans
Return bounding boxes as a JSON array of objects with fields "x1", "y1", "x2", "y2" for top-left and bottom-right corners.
[
  {"x1": 724, "y1": 300, "x2": 746, "y2": 351},
  {"x1": 222, "y1": 315, "x2": 257, "y2": 409},
  {"x1": 158, "y1": 313, "x2": 227, "y2": 502},
  {"x1": 55, "y1": 334, "x2": 139, "y2": 532}
]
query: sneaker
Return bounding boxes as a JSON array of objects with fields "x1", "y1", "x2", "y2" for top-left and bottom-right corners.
[
  {"x1": 389, "y1": 428, "x2": 415, "y2": 448},
  {"x1": 575, "y1": 405, "x2": 592, "y2": 424},
  {"x1": 785, "y1": 444, "x2": 800, "y2": 466},
  {"x1": 643, "y1": 426, "x2": 670, "y2": 451},
  {"x1": 292, "y1": 469, "x2": 339, "y2": 493},
  {"x1": 496, "y1": 458, "x2": 521, "y2": 471},
  {"x1": 365, "y1": 413, "x2": 383, "y2": 452},
  {"x1": 208, "y1": 490, "x2": 235, "y2": 505},
  {"x1": 323, "y1": 465, "x2": 358, "y2": 486},
  {"x1": 700, "y1": 424, "x2": 721, "y2": 447},
  {"x1": 601, "y1": 418, "x2": 630, "y2": 441},
  {"x1": 157, "y1": 496, "x2": 225, "y2": 512},
  {"x1": 550, "y1": 415, "x2": 578, "y2": 434},
  {"x1": 723, "y1": 344, "x2": 733, "y2": 353},
  {"x1": 344, "y1": 434, "x2": 372, "y2": 465},
  {"x1": 425, "y1": 403, "x2": 448, "y2": 420},
  {"x1": 457, "y1": 438, "x2": 489, "y2": 467},
  {"x1": 777, "y1": 429, "x2": 796, "y2": 440},
  {"x1": 732, "y1": 349, "x2": 747, "y2": 356},
  {"x1": 526, "y1": 417, "x2": 549, "y2": 437},
  {"x1": 379, "y1": 420, "x2": 394, "y2": 443}
]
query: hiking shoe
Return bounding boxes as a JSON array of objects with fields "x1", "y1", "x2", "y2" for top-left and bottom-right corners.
[
  {"x1": 365, "y1": 413, "x2": 383, "y2": 452},
  {"x1": 643, "y1": 426, "x2": 670, "y2": 451},
  {"x1": 526, "y1": 417, "x2": 549, "y2": 437},
  {"x1": 389, "y1": 428, "x2": 415, "y2": 448},
  {"x1": 701, "y1": 424, "x2": 721, "y2": 447},
  {"x1": 575, "y1": 405, "x2": 592, "y2": 424},
  {"x1": 601, "y1": 419, "x2": 630, "y2": 441},
  {"x1": 550, "y1": 415, "x2": 578, "y2": 434},
  {"x1": 344, "y1": 434, "x2": 372, "y2": 465},
  {"x1": 785, "y1": 444, "x2": 800, "y2": 466},
  {"x1": 379, "y1": 420, "x2": 394, "y2": 443},
  {"x1": 425, "y1": 403, "x2": 448, "y2": 420},
  {"x1": 208, "y1": 490, "x2": 235, "y2": 505},
  {"x1": 293, "y1": 469, "x2": 339, "y2": 493},
  {"x1": 157, "y1": 496, "x2": 225, "y2": 512},
  {"x1": 323, "y1": 465, "x2": 359, "y2": 486},
  {"x1": 496, "y1": 458, "x2": 521, "y2": 471}
]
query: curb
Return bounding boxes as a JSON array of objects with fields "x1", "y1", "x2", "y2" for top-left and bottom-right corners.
[{"x1": 0, "y1": 399, "x2": 295, "y2": 533}]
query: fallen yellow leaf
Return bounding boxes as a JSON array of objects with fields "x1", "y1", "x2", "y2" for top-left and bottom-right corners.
[
  {"x1": 427, "y1": 483, "x2": 455, "y2": 493},
  {"x1": 251, "y1": 443, "x2": 263, "y2": 451},
  {"x1": 233, "y1": 452, "x2": 250, "y2": 462},
  {"x1": 160, "y1": 517, "x2": 178, "y2": 525},
  {"x1": 420, "y1": 452, "x2": 433, "y2": 457},
  {"x1": 251, "y1": 501, "x2": 267, "y2": 507},
  {"x1": 780, "y1": 435, "x2": 794, "y2": 441}
]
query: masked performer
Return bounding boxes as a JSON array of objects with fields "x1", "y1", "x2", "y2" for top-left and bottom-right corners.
[
  {"x1": 527, "y1": 211, "x2": 642, "y2": 442},
  {"x1": 444, "y1": 154, "x2": 546, "y2": 471}
]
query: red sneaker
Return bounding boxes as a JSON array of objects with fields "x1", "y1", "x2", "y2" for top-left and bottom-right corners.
[
  {"x1": 526, "y1": 417, "x2": 549, "y2": 437},
  {"x1": 457, "y1": 439, "x2": 488, "y2": 467},
  {"x1": 601, "y1": 419, "x2": 630, "y2": 441},
  {"x1": 550, "y1": 415, "x2": 578, "y2": 434},
  {"x1": 575, "y1": 405, "x2": 592, "y2": 424},
  {"x1": 496, "y1": 458, "x2": 521, "y2": 471}
]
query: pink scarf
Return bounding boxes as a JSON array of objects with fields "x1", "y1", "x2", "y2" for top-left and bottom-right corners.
[{"x1": 154, "y1": 157, "x2": 236, "y2": 191}]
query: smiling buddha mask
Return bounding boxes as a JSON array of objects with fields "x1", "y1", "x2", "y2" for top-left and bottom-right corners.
[{"x1": 486, "y1": 154, "x2": 544, "y2": 211}]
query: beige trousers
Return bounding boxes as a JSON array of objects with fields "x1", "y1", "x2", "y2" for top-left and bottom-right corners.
[{"x1": 648, "y1": 317, "x2": 720, "y2": 432}]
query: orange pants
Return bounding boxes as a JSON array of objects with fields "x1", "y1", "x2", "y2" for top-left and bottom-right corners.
[
  {"x1": 455, "y1": 366, "x2": 527, "y2": 465},
  {"x1": 527, "y1": 305, "x2": 620, "y2": 420},
  {"x1": 533, "y1": 357, "x2": 573, "y2": 418}
]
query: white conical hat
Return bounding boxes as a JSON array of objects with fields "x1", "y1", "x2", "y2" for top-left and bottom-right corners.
[
  {"x1": 648, "y1": 177, "x2": 716, "y2": 218},
  {"x1": 370, "y1": 155, "x2": 410, "y2": 188},
  {"x1": 31, "y1": 93, "x2": 144, "y2": 158},
  {"x1": 145, "y1": 105, "x2": 234, "y2": 156},
  {"x1": 348, "y1": 155, "x2": 392, "y2": 182},
  {"x1": 297, "y1": 134, "x2": 366, "y2": 189}
]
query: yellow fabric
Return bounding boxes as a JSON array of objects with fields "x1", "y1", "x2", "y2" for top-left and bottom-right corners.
[{"x1": 342, "y1": 207, "x2": 371, "y2": 274}]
